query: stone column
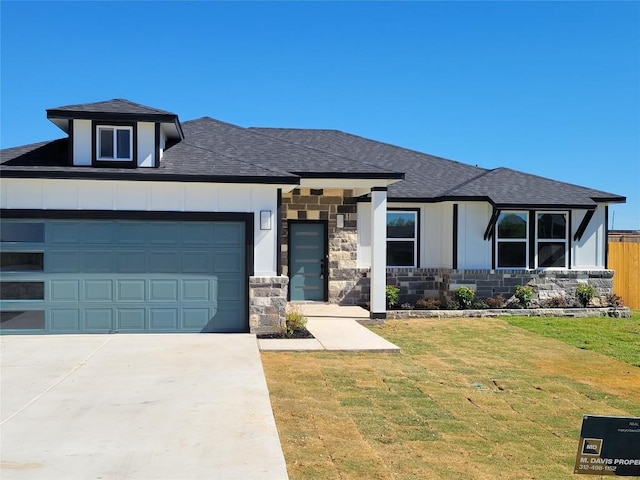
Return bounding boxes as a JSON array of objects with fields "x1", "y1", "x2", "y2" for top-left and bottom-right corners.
[{"x1": 370, "y1": 187, "x2": 387, "y2": 318}]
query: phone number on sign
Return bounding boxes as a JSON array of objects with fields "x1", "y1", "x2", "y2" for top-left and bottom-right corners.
[{"x1": 577, "y1": 464, "x2": 617, "y2": 472}]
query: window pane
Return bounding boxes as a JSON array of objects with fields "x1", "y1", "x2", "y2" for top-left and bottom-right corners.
[
  {"x1": 537, "y1": 213, "x2": 566, "y2": 239},
  {"x1": 99, "y1": 128, "x2": 114, "y2": 158},
  {"x1": 497, "y1": 212, "x2": 527, "y2": 239},
  {"x1": 0, "y1": 282, "x2": 44, "y2": 300},
  {"x1": 0, "y1": 223, "x2": 44, "y2": 243},
  {"x1": 538, "y1": 242, "x2": 566, "y2": 268},
  {"x1": 497, "y1": 242, "x2": 526, "y2": 268},
  {"x1": 387, "y1": 212, "x2": 416, "y2": 238},
  {"x1": 116, "y1": 129, "x2": 131, "y2": 159},
  {"x1": 0, "y1": 311, "x2": 45, "y2": 330},
  {"x1": 1, "y1": 252, "x2": 44, "y2": 271},
  {"x1": 387, "y1": 240, "x2": 415, "y2": 267}
]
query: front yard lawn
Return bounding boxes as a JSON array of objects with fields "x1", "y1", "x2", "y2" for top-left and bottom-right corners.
[
  {"x1": 262, "y1": 316, "x2": 640, "y2": 480},
  {"x1": 505, "y1": 311, "x2": 640, "y2": 366}
]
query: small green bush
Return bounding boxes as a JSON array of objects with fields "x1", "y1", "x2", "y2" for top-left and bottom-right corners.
[
  {"x1": 454, "y1": 287, "x2": 475, "y2": 309},
  {"x1": 576, "y1": 284, "x2": 597, "y2": 307},
  {"x1": 471, "y1": 300, "x2": 489, "y2": 309},
  {"x1": 282, "y1": 307, "x2": 307, "y2": 338},
  {"x1": 514, "y1": 285, "x2": 534, "y2": 308},
  {"x1": 386, "y1": 285, "x2": 400, "y2": 308}
]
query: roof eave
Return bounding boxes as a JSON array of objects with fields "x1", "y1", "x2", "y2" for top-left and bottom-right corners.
[{"x1": 0, "y1": 169, "x2": 300, "y2": 185}]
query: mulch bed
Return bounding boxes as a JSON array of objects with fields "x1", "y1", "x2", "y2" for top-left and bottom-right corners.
[{"x1": 257, "y1": 328, "x2": 315, "y2": 339}]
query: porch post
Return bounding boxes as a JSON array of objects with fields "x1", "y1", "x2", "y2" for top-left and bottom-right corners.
[{"x1": 370, "y1": 187, "x2": 387, "y2": 319}]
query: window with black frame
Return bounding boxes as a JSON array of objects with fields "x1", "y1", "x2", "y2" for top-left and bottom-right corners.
[
  {"x1": 496, "y1": 211, "x2": 528, "y2": 268},
  {"x1": 387, "y1": 210, "x2": 417, "y2": 267},
  {"x1": 536, "y1": 212, "x2": 568, "y2": 268}
]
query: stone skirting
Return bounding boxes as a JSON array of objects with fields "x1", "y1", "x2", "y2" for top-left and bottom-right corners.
[
  {"x1": 337, "y1": 268, "x2": 617, "y2": 308},
  {"x1": 386, "y1": 307, "x2": 631, "y2": 319},
  {"x1": 249, "y1": 276, "x2": 288, "y2": 334}
]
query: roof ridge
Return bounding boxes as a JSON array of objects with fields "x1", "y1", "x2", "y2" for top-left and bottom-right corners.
[{"x1": 441, "y1": 167, "x2": 495, "y2": 196}]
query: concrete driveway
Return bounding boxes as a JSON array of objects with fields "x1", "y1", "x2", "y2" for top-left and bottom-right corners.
[{"x1": 0, "y1": 334, "x2": 288, "y2": 480}]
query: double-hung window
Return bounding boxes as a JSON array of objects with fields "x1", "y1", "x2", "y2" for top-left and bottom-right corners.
[
  {"x1": 536, "y1": 212, "x2": 568, "y2": 268},
  {"x1": 97, "y1": 126, "x2": 133, "y2": 161},
  {"x1": 387, "y1": 210, "x2": 418, "y2": 267},
  {"x1": 496, "y1": 211, "x2": 528, "y2": 268}
]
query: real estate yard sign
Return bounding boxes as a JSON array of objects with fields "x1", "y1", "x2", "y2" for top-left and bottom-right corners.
[{"x1": 575, "y1": 415, "x2": 640, "y2": 476}]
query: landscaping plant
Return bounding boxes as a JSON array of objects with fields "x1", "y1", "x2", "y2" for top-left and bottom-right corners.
[
  {"x1": 575, "y1": 284, "x2": 597, "y2": 307},
  {"x1": 454, "y1": 286, "x2": 475, "y2": 309},
  {"x1": 281, "y1": 306, "x2": 307, "y2": 338},
  {"x1": 514, "y1": 284, "x2": 534, "y2": 307},
  {"x1": 385, "y1": 285, "x2": 400, "y2": 309}
]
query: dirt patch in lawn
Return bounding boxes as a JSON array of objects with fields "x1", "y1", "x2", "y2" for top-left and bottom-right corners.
[{"x1": 262, "y1": 317, "x2": 640, "y2": 480}]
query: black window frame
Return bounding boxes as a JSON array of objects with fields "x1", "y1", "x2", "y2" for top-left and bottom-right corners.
[
  {"x1": 92, "y1": 121, "x2": 137, "y2": 168},
  {"x1": 386, "y1": 208, "x2": 420, "y2": 268},
  {"x1": 535, "y1": 211, "x2": 569, "y2": 268},
  {"x1": 495, "y1": 211, "x2": 529, "y2": 269}
]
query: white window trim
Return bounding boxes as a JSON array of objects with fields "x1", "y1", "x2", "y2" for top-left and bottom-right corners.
[
  {"x1": 386, "y1": 210, "x2": 418, "y2": 268},
  {"x1": 535, "y1": 211, "x2": 568, "y2": 269},
  {"x1": 96, "y1": 125, "x2": 133, "y2": 161},
  {"x1": 496, "y1": 210, "x2": 529, "y2": 269}
]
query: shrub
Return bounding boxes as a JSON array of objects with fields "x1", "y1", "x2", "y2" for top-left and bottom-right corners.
[
  {"x1": 484, "y1": 295, "x2": 505, "y2": 309},
  {"x1": 576, "y1": 284, "x2": 597, "y2": 307},
  {"x1": 606, "y1": 293, "x2": 624, "y2": 307},
  {"x1": 471, "y1": 300, "x2": 489, "y2": 309},
  {"x1": 415, "y1": 298, "x2": 441, "y2": 310},
  {"x1": 386, "y1": 285, "x2": 400, "y2": 309},
  {"x1": 281, "y1": 306, "x2": 307, "y2": 338},
  {"x1": 401, "y1": 302, "x2": 414, "y2": 310},
  {"x1": 446, "y1": 298, "x2": 461, "y2": 310},
  {"x1": 454, "y1": 287, "x2": 475, "y2": 309},
  {"x1": 514, "y1": 285, "x2": 534, "y2": 308}
]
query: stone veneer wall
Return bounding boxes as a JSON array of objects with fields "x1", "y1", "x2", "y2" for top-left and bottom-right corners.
[
  {"x1": 343, "y1": 269, "x2": 615, "y2": 308},
  {"x1": 248, "y1": 276, "x2": 288, "y2": 334},
  {"x1": 281, "y1": 188, "x2": 363, "y2": 303}
]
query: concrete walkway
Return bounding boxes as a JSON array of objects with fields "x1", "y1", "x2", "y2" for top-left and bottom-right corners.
[
  {"x1": 1, "y1": 334, "x2": 288, "y2": 480},
  {"x1": 258, "y1": 304, "x2": 400, "y2": 353}
]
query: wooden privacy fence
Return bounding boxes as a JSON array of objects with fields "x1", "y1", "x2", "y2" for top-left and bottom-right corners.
[{"x1": 608, "y1": 241, "x2": 640, "y2": 309}]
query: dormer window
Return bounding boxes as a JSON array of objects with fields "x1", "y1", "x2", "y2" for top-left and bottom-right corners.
[
  {"x1": 98, "y1": 126, "x2": 132, "y2": 161},
  {"x1": 91, "y1": 121, "x2": 137, "y2": 167}
]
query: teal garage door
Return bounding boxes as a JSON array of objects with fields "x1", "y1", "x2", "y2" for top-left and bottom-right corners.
[{"x1": 0, "y1": 219, "x2": 247, "y2": 334}]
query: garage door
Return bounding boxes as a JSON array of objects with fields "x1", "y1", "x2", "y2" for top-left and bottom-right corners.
[{"x1": 0, "y1": 218, "x2": 247, "y2": 333}]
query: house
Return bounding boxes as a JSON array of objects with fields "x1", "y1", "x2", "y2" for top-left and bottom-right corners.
[{"x1": 0, "y1": 99, "x2": 626, "y2": 334}]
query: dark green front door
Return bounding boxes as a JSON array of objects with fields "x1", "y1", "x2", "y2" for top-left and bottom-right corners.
[{"x1": 289, "y1": 222, "x2": 327, "y2": 301}]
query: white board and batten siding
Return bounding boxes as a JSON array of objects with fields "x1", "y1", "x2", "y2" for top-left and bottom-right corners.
[
  {"x1": 0, "y1": 178, "x2": 281, "y2": 276},
  {"x1": 357, "y1": 201, "x2": 608, "y2": 270},
  {"x1": 71, "y1": 119, "x2": 159, "y2": 168},
  {"x1": 572, "y1": 207, "x2": 606, "y2": 269},
  {"x1": 357, "y1": 202, "x2": 454, "y2": 269}
]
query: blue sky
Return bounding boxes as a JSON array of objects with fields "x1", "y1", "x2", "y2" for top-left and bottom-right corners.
[{"x1": 1, "y1": 1, "x2": 638, "y2": 229}]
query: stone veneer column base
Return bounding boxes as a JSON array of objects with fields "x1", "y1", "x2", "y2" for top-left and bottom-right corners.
[{"x1": 249, "y1": 276, "x2": 289, "y2": 334}]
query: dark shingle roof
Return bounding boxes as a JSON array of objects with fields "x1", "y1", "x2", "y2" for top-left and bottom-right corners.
[
  {"x1": 0, "y1": 101, "x2": 626, "y2": 206},
  {"x1": 251, "y1": 128, "x2": 626, "y2": 206},
  {"x1": 47, "y1": 98, "x2": 178, "y2": 117},
  {"x1": 177, "y1": 118, "x2": 403, "y2": 179}
]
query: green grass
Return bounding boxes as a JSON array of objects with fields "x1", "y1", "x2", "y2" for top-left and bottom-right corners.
[
  {"x1": 263, "y1": 317, "x2": 640, "y2": 480},
  {"x1": 504, "y1": 311, "x2": 640, "y2": 366}
]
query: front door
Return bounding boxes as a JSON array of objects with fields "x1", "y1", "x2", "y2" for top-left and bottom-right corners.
[{"x1": 289, "y1": 222, "x2": 327, "y2": 301}]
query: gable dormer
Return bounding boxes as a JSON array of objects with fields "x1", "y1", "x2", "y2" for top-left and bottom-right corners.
[{"x1": 46, "y1": 99, "x2": 183, "y2": 168}]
